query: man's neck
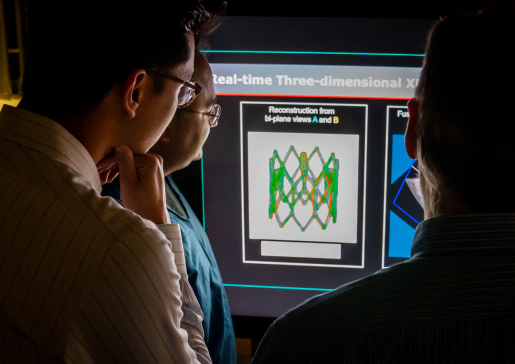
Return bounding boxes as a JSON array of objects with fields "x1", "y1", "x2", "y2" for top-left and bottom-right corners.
[
  {"x1": 17, "y1": 97, "x2": 115, "y2": 165},
  {"x1": 423, "y1": 186, "x2": 478, "y2": 219},
  {"x1": 163, "y1": 162, "x2": 180, "y2": 177}
]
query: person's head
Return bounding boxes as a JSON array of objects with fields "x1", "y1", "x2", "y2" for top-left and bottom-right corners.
[
  {"x1": 405, "y1": 2, "x2": 515, "y2": 218},
  {"x1": 23, "y1": 1, "x2": 211, "y2": 109},
  {"x1": 149, "y1": 52, "x2": 219, "y2": 175},
  {"x1": 21, "y1": 0, "x2": 225, "y2": 158}
]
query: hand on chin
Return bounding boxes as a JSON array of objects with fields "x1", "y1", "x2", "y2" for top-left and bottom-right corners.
[{"x1": 96, "y1": 151, "x2": 119, "y2": 185}]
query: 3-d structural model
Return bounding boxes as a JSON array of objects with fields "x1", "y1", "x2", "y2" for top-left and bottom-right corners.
[{"x1": 269, "y1": 146, "x2": 339, "y2": 231}]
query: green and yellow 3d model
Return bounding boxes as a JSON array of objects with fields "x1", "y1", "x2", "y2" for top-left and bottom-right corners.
[{"x1": 269, "y1": 146, "x2": 339, "y2": 231}]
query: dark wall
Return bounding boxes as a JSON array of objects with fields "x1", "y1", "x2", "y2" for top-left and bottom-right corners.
[{"x1": 225, "y1": 0, "x2": 493, "y2": 19}]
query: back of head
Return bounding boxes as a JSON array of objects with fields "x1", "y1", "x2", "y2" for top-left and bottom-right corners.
[
  {"x1": 22, "y1": 0, "x2": 225, "y2": 118},
  {"x1": 416, "y1": 1, "x2": 515, "y2": 213}
]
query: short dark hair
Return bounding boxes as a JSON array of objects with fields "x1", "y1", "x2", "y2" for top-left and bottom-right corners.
[
  {"x1": 195, "y1": 1, "x2": 226, "y2": 53},
  {"x1": 22, "y1": 0, "x2": 225, "y2": 116},
  {"x1": 416, "y1": 2, "x2": 515, "y2": 212}
]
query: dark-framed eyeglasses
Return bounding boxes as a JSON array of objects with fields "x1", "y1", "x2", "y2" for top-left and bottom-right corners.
[
  {"x1": 146, "y1": 68, "x2": 203, "y2": 107},
  {"x1": 180, "y1": 104, "x2": 221, "y2": 127}
]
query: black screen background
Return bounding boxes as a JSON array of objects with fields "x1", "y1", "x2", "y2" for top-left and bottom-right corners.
[{"x1": 174, "y1": 17, "x2": 434, "y2": 321}]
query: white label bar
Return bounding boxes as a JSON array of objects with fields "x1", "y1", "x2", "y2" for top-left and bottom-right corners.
[
  {"x1": 261, "y1": 241, "x2": 341, "y2": 260},
  {"x1": 211, "y1": 63, "x2": 421, "y2": 99}
]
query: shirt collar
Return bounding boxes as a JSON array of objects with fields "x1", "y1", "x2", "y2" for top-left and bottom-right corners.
[
  {"x1": 165, "y1": 176, "x2": 189, "y2": 220},
  {"x1": 411, "y1": 213, "x2": 515, "y2": 258},
  {"x1": 0, "y1": 105, "x2": 102, "y2": 193}
]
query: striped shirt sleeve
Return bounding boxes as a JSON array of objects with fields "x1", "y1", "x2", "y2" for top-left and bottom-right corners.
[
  {"x1": 65, "y1": 225, "x2": 211, "y2": 364},
  {"x1": 0, "y1": 105, "x2": 212, "y2": 363}
]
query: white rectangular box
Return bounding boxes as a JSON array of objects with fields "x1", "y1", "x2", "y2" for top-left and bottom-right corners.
[
  {"x1": 247, "y1": 131, "x2": 359, "y2": 244},
  {"x1": 261, "y1": 241, "x2": 341, "y2": 260}
]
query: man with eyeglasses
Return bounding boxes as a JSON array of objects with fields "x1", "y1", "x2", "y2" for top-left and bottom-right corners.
[
  {"x1": 102, "y1": 52, "x2": 236, "y2": 364},
  {"x1": 0, "y1": 1, "x2": 225, "y2": 363}
]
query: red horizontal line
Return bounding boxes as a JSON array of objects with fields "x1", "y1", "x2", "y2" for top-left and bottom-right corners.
[{"x1": 215, "y1": 93, "x2": 411, "y2": 100}]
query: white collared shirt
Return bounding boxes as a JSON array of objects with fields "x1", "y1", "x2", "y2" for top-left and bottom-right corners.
[{"x1": 0, "y1": 105, "x2": 211, "y2": 363}]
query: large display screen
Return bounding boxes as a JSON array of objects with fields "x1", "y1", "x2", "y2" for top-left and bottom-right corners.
[{"x1": 202, "y1": 17, "x2": 434, "y2": 318}]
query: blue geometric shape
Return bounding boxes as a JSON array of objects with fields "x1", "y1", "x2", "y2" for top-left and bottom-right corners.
[
  {"x1": 393, "y1": 162, "x2": 420, "y2": 225},
  {"x1": 391, "y1": 134, "x2": 415, "y2": 184},
  {"x1": 388, "y1": 210, "x2": 415, "y2": 258}
]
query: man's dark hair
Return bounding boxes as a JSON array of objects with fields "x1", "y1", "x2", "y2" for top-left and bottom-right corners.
[
  {"x1": 195, "y1": 1, "x2": 226, "y2": 54},
  {"x1": 416, "y1": 1, "x2": 515, "y2": 212},
  {"x1": 22, "y1": 0, "x2": 226, "y2": 117}
]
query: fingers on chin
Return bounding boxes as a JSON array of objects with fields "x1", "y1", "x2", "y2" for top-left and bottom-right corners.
[
  {"x1": 99, "y1": 167, "x2": 119, "y2": 185},
  {"x1": 96, "y1": 152, "x2": 117, "y2": 169},
  {"x1": 107, "y1": 169, "x2": 119, "y2": 184},
  {"x1": 133, "y1": 154, "x2": 163, "y2": 170},
  {"x1": 99, "y1": 170, "x2": 109, "y2": 185}
]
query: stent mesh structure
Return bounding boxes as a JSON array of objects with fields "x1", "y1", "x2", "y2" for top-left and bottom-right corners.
[{"x1": 269, "y1": 146, "x2": 339, "y2": 231}]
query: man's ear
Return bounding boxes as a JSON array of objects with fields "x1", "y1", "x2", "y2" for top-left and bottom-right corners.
[
  {"x1": 405, "y1": 98, "x2": 419, "y2": 159},
  {"x1": 122, "y1": 69, "x2": 148, "y2": 118}
]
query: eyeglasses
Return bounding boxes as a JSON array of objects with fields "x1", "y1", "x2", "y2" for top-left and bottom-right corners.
[
  {"x1": 180, "y1": 104, "x2": 221, "y2": 127},
  {"x1": 146, "y1": 68, "x2": 203, "y2": 107}
]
